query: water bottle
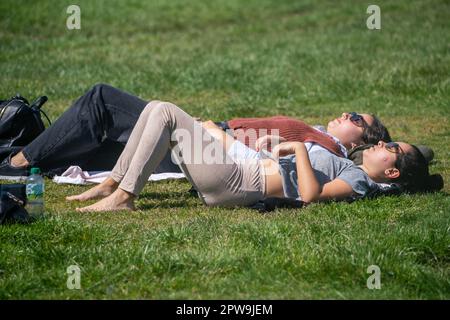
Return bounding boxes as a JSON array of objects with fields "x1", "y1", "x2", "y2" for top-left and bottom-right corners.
[{"x1": 26, "y1": 167, "x2": 45, "y2": 218}]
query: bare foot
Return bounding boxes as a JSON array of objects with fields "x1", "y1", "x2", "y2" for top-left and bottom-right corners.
[
  {"x1": 76, "y1": 188, "x2": 136, "y2": 212},
  {"x1": 66, "y1": 178, "x2": 119, "y2": 201}
]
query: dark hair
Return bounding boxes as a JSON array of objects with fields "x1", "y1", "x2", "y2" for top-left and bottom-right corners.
[
  {"x1": 392, "y1": 145, "x2": 443, "y2": 193},
  {"x1": 362, "y1": 115, "x2": 392, "y2": 144}
]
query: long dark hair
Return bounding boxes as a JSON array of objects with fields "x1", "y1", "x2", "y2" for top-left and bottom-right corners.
[
  {"x1": 363, "y1": 115, "x2": 392, "y2": 144},
  {"x1": 393, "y1": 145, "x2": 443, "y2": 193}
]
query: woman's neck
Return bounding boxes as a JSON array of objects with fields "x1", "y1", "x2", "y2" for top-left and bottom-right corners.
[{"x1": 358, "y1": 164, "x2": 384, "y2": 183}]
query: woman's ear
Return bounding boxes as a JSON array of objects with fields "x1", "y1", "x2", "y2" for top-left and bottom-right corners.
[{"x1": 384, "y1": 168, "x2": 400, "y2": 179}]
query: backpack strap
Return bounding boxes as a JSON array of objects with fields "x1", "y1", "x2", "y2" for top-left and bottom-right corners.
[
  {"x1": 38, "y1": 109, "x2": 52, "y2": 126},
  {"x1": 30, "y1": 96, "x2": 51, "y2": 126}
]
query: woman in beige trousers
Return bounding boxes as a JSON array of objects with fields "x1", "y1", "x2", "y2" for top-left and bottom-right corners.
[{"x1": 67, "y1": 101, "x2": 435, "y2": 212}]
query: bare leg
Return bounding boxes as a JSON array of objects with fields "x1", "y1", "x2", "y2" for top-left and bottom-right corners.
[
  {"x1": 10, "y1": 152, "x2": 30, "y2": 167},
  {"x1": 76, "y1": 188, "x2": 136, "y2": 212},
  {"x1": 66, "y1": 177, "x2": 119, "y2": 201}
]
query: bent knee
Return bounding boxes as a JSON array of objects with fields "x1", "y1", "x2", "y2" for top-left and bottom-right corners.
[
  {"x1": 144, "y1": 100, "x2": 162, "y2": 110},
  {"x1": 145, "y1": 101, "x2": 180, "y2": 115},
  {"x1": 91, "y1": 83, "x2": 112, "y2": 92}
]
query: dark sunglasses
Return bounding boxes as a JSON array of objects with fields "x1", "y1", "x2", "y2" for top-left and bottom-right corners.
[
  {"x1": 349, "y1": 112, "x2": 367, "y2": 128},
  {"x1": 385, "y1": 142, "x2": 404, "y2": 154}
]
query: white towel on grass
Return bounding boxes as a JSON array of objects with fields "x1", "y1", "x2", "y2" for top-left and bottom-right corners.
[{"x1": 52, "y1": 166, "x2": 186, "y2": 185}]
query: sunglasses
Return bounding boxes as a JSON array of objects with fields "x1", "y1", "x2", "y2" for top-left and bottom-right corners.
[
  {"x1": 385, "y1": 142, "x2": 404, "y2": 154},
  {"x1": 349, "y1": 112, "x2": 367, "y2": 128}
]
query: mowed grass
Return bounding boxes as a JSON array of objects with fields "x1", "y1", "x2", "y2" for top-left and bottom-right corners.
[{"x1": 0, "y1": 0, "x2": 449, "y2": 299}]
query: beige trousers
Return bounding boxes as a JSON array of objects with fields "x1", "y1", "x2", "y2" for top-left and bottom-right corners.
[{"x1": 110, "y1": 101, "x2": 265, "y2": 207}]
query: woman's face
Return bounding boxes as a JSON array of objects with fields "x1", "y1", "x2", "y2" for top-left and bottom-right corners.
[
  {"x1": 327, "y1": 112, "x2": 374, "y2": 149},
  {"x1": 362, "y1": 141, "x2": 414, "y2": 182}
]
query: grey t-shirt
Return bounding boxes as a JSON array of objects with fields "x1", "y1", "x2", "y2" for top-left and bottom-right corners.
[{"x1": 278, "y1": 149, "x2": 379, "y2": 201}]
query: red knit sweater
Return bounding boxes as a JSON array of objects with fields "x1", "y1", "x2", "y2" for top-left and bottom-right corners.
[{"x1": 227, "y1": 116, "x2": 345, "y2": 157}]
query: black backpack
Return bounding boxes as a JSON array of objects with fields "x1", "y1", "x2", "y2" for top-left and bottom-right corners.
[
  {"x1": 0, "y1": 93, "x2": 51, "y2": 148},
  {"x1": 0, "y1": 183, "x2": 29, "y2": 224}
]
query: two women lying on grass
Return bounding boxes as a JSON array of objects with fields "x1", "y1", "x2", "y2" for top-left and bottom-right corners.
[
  {"x1": 0, "y1": 84, "x2": 442, "y2": 212},
  {"x1": 1, "y1": 83, "x2": 389, "y2": 178},
  {"x1": 63, "y1": 99, "x2": 440, "y2": 212}
]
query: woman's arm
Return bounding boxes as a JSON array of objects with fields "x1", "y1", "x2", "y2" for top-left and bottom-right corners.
[
  {"x1": 292, "y1": 143, "x2": 321, "y2": 202},
  {"x1": 201, "y1": 120, "x2": 235, "y2": 152},
  {"x1": 273, "y1": 142, "x2": 354, "y2": 203}
]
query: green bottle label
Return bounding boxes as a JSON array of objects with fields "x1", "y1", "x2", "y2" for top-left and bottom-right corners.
[{"x1": 26, "y1": 184, "x2": 44, "y2": 200}]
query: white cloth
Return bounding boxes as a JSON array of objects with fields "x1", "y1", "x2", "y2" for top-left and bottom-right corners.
[
  {"x1": 227, "y1": 139, "x2": 337, "y2": 162},
  {"x1": 227, "y1": 140, "x2": 262, "y2": 160},
  {"x1": 52, "y1": 166, "x2": 185, "y2": 185}
]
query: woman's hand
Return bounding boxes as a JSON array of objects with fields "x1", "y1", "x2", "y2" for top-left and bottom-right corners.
[
  {"x1": 272, "y1": 141, "x2": 305, "y2": 159},
  {"x1": 201, "y1": 119, "x2": 216, "y2": 128},
  {"x1": 255, "y1": 135, "x2": 287, "y2": 152}
]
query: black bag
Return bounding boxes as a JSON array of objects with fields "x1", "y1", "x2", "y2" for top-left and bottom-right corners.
[
  {"x1": 0, "y1": 94, "x2": 51, "y2": 148},
  {"x1": 250, "y1": 197, "x2": 305, "y2": 213},
  {"x1": 0, "y1": 183, "x2": 29, "y2": 224}
]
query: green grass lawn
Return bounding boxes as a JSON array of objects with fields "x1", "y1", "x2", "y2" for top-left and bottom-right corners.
[{"x1": 0, "y1": 0, "x2": 449, "y2": 299}]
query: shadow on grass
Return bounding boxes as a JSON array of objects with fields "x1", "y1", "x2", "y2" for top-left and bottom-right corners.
[
  {"x1": 137, "y1": 190, "x2": 201, "y2": 210},
  {"x1": 137, "y1": 202, "x2": 198, "y2": 210},
  {"x1": 138, "y1": 191, "x2": 197, "y2": 200}
]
